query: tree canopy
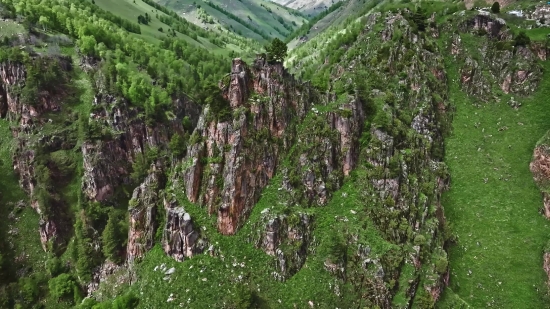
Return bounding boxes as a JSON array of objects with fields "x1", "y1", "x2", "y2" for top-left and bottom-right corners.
[
  {"x1": 491, "y1": 2, "x2": 500, "y2": 14},
  {"x1": 266, "y1": 38, "x2": 287, "y2": 63}
]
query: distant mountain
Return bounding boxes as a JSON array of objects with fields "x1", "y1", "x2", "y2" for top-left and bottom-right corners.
[{"x1": 269, "y1": 0, "x2": 345, "y2": 16}]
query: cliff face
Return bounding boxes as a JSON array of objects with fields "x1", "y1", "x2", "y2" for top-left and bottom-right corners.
[
  {"x1": 176, "y1": 58, "x2": 319, "y2": 235},
  {"x1": 1, "y1": 56, "x2": 75, "y2": 251},
  {"x1": 82, "y1": 93, "x2": 198, "y2": 203},
  {"x1": 453, "y1": 15, "x2": 545, "y2": 102},
  {"x1": 126, "y1": 164, "x2": 166, "y2": 262}
]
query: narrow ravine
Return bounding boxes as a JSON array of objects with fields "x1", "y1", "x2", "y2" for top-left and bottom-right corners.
[{"x1": 440, "y1": 62, "x2": 550, "y2": 308}]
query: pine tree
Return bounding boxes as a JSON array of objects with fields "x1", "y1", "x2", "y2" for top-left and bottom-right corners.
[
  {"x1": 102, "y1": 210, "x2": 122, "y2": 264},
  {"x1": 266, "y1": 38, "x2": 287, "y2": 63},
  {"x1": 491, "y1": 2, "x2": 500, "y2": 14}
]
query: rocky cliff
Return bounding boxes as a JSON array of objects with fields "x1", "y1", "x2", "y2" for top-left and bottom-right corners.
[
  {"x1": 452, "y1": 14, "x2": 545, "y2": 102},
  {"x1": 1, "y1": 55, "x2": 75, "y2": 251},
  {"x1": 173, "y1": 57, "x2": 319, "y2": 235}
]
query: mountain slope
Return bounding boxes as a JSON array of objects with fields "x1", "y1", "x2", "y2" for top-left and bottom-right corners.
[
  {"x1": 155, "y1": 0, "x2": 308, "y2": 42},
  {"x1": 91, "y1": 0, "x2": 263, "y2": 57},
  {"x1": 2, "y1": 0, "x2": 550, "y2": 308},
  {"x1": 270, "y1": 0, "x2": 345, "y2": 16}
]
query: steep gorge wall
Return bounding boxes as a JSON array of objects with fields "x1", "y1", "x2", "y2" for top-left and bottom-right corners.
[
  {"x1": 174, "y1": 57, "x2": 320, "y2": 235},
  {"x1": 0, "y1": 56, "x2": 76, "y2": 251}
]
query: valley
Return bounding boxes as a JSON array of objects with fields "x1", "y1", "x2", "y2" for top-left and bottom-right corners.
[{"x1": 0, "y1": 0, "x2": 550, "y2": 308}]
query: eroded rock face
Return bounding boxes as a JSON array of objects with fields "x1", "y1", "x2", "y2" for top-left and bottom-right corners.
[
  {"x1": 254, "y1": 209, "x2": 314, "y2": 279},
  {"x1": 126, "y1": 165, "x2": 166, "y2": 263},
  {"x1": 460, "y1": 14, "x2": 509, "y2": 40},
  {"x1": 1, "y1": 56, "x2": 74, "y2": 251},
  {"x1": 177, "y1": 57, "x2": 319, "y2": 235},
  {"x1": 456, "y1": 15, "x2": 542, "y2": 101},
  {"x1": 162, "y1": 198, "x2": 206, "y2": 262},
  {"x1": 530, "y1": 146, "x2": 550, "y2": 218},
  {"x1": 82, "y1": 93, "x2": 199, "y2": 203}
]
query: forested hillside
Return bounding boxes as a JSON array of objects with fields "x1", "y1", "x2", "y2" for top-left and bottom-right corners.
[
  {"x1": 154, "y1": 0, "x2": 307, "y2": 42},
  {"x1": 1, "y1": 0, "x2": 550, "y2": 308}
]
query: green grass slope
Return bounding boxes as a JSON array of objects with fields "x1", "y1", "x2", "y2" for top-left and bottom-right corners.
[
  {"x1": 270, "y1": 0, "x2": 345, "y2": 16},
  {"x1": 92, "y1": 0, "x2": 259, "y2": 57},
  {"x1": 156, "y1": 0, "x2": 307, "y2": 42},
  {"x1": 437, "y1": 41, "x2": 550, "y2": 309}
]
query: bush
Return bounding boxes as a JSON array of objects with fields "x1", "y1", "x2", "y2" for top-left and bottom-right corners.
[
  {"x1": 514, "y1": 31, "x2": 531, "y2": 47},
  {"x1": 45, "y1": 256, "x2": 65, "y2": 277},
  {"x1": 112, "y1": 293, "x2": 139, "y2": 309},
  {"x1": 48, "y1": 273, "x2": 76, "y2": 302},
  {"x1": 435, "y1": 256, "x2": 448, "y2": 274}
]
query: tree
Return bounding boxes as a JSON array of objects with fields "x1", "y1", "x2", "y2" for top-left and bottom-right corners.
[
  {"x1": 45, "y1": 255, "x2": 65, "y2": 277},
  {"x1": 169, "y1": 133, "x2": 186, "y2": 158},
  {"x1": 410, "y1": 7, "x2": 427, "y2": 32},
  {"x1": 137, "y1": 15, "x2": 148, "y2": 25},
  {"x1": 491, "y1": 1, "x2": 500, "y2": 14},
  {"x1": 79, "y1": 35, "x2": 97, "y2": 56},
  {"x1": 48, "y1": 273, "x2": 76, "y2": 301},
  {"x1": 514, "y1": 31, "x2": 531, "y2": 47},
  {"x1": 38, "y1": 16, "x2": 49, "y2": 31},
  {"x1": 266, "y1": 38, "x2": 287, "y2": 63},
  {"x1": 101, "y1": 210, "x2": 123, "y2": 264}
]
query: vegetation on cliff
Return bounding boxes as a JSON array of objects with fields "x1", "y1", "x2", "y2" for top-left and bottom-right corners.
[{"x1": 1, "y1": 0, "x2": 550, "y2": 308}]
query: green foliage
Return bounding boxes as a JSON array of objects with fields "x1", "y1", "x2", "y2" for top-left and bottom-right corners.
[
  {"x1": 18, "y1": 275, "x2": 45, "y2": 305},
  {"x1": 514, "y1": 31, "x2": 531, "y2": 46},
  {"x1": 101, "y1": 210, "x2": 127, "y2": 264},
  {"x1": 169, "y1": 133, "x2": 187, "y2": 158},
  {"x1": 491, "y1": 2, "x2": 500, "y2": 14},
  {"x1": 130, "y1": 147, "x2": 159, "y2": 184},
  {"x1": 435, "y1": 256, "x2": 448, "y2": 274},
  {"x1": 199, "y1": 83, "x2": 231, "y2": 122},
  {"x1": 45, "y1": 256, "x2": 66, "y2": 277},
  {"x1": 77, "y1": 297, "x2": 99, "y2": 309},
  {"x1": 48, "y1": 273, "x2": 76, "y2": 302},
  {"x1": 112, "y1": 293, "x2": 139, "y2": 309},
  {"x1": 408, "y1": 7, "x2": 427, "y2": 32},
  {"x1": 231, "y1": 284, "x2": 253, "y2": 309},
  {"x1": 266, "y1": 38, "x2": 287, "y2": 63}
]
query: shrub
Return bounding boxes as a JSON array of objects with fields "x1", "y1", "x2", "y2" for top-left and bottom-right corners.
[
  {"x1": 435, "y1": 257, "x2": 448, "y2": 274},
  {"x1": 48, "y1": 273, "x2": 76, "y2": 302},
  {"x1": 514, "y1": 31, "x2": 531, "y2": 47}
]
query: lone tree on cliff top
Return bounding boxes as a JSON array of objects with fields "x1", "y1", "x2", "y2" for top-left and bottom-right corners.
[
  {"x1": 266, "y1": 38, "x2": 287, "y2": 63},
  {"x1": 491, "y1": 2, "x2": 500, "y2": 14}
]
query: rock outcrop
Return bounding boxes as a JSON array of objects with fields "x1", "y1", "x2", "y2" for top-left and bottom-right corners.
[
  {"x1": 126, "y1": 164, "x2": 166, "y2": 262},
  {"x1": 82, "y1": 93, "x2": 198, "y2": 203},
  {"x1": 254, "y1": 209, "x2": 314, "y2": 279},
  {"x1": 1, "y1": 55, "x2": 74, "y2": 251},
  {"x1": 455, "y1": 15, "x2": 543, "y2": 101},
  {"x1": 176, "y1": 57, "x2": 319, "y2": 235},
  {"x1": 530, "y1": 145, "x2": 550, "y2": 218},
  {"x1": 162, "y1": 198, "x2": 206, "y2": 262}
]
